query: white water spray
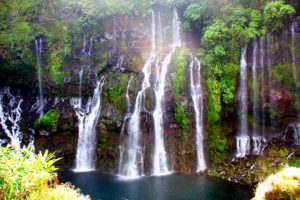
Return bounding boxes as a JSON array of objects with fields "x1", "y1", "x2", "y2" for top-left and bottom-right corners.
[
  {"x1": 152, "y1": 7, "x2": 181, "y2": 176},
  {"x1": 35, "y1": 39, "x2": 44, "y2": 117},
  {"x1": 0, "y1": 88, "x2": 23, "y2": 149},
  {"x1": 236, "y1": 46, "x2": 250, "y2": 157},
  {"x1": 190, "y1": 57, "x2": 206, "y2": 171},
  {"x1": 71, "y1": 77, "x2": 105, "y2": 172}
]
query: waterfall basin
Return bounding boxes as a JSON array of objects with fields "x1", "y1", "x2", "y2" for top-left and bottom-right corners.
[{"x1": 59, "y1": 171, "x2": 253, "y2": 200}]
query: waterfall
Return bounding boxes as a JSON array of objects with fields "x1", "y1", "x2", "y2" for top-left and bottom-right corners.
[
  {"x1": 252, "y1": 41, "x2": 258, "y2": 135},
  {"x1": 252, "y1": 136, "x2": 266, "y2": 155},
  {"x1": 113, "y1": 55, "x2": 125, "y2": 72},
  {"x1": 0, "y1": 87, "x2": 23, "y2": 149},
  {"x1": 190, "y1": 57, "x2": 206, "y2": 172},
  {"x1": 259, "y1": 36, "x2": 266, "y2": 135},
  {"x1": 236, "y1": 46, "x2": 250, "y2": 157},
  {"x1": 79, "y1": 35, "x2": 87, "y2": 108},
  {"x1": 158, "y1": 13, "x2": 163, "y2": 46},
  {"x1": 152, "y1": 7, "x2": 181, "y2": 176},
  {"x1": 118, "y1": 76, "x2": 134, "y2": 174},
  {"x1": 252, "y1": 40, "x2": 267, "y2": 155},
  {"x1": 266, "y1": 31, "x2": 274, "y2": 124},
  {"x1": 293, "y1": 124, "x2": 300, "y2": 146},
  {"x1": 291, "y1": 22, "x2": 300, "y2": 117},
  {"x1": 70, "y1": 77, "x2": 105, "y2": 172},
  {"x1": 118, "y1": 11, "x2": 157, "y2": 179},
  {"x1": 35, "y1": 38, "x2": 44, "y2": 118}
]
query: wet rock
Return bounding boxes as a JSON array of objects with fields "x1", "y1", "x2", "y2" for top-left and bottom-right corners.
[
  {"x1": 39, "y1": 130, "x2": 50, "y2": 137},
  {"x1": 220, "y1": 171, "x2": 227, "y2": 176},
  {"x1": 144, "y1": 88, "x2": 155, "y2": 112},
  {"x1": 284, "y1": 123, "x2": 300, "y2": 145},
  {"x1": 269, "y1": 89, "x2": 292, "y2": 114}
]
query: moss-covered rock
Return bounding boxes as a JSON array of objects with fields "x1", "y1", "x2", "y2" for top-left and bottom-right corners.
[
  {"x1": 34, "y1": 110, "x2": 59, "y2": 132},
  {"x1": 172, "y1": 47, "x2": 191, "y2": 100}
]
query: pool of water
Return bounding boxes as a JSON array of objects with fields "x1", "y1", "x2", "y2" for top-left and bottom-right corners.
[{"x1": 59, "y1": 171, "x2": 253, "y2": 200}]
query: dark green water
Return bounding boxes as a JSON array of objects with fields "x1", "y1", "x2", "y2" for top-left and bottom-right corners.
[{"x1": 59, "y1": 171, "x2": 253, "y2": 200}]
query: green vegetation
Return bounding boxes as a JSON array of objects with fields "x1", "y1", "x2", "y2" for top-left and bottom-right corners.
[
  {"x1": 0, "y1": 146, "x2": 89, "y2": 200},
  {"x1": 272, "y1": 63, "x2": 296, "y2": 92},
  {"x1": 174, "y1": 104, "x2": 191, "y2": 136},
  {"x1": 264, "y1": 0, "x2": 295, "y2": 31},
  {"x1": 254, "y1": 167, "x2": 300, "y2": 200},
  {"x1": 34, "y1": 110, "x2": 59, "y2": 131},
  {"x1": 103, "y1": 73, "x2": 128, "y2": 112},
  {"x1": 181, "y1": 0, "x2": 295, "y2": 164},
  {"x1": 172, "y1": 47, "x2": 191, "y2": 100},
  {"x1": 289, "y1": 158, "x2": 300, "y2": 168}
]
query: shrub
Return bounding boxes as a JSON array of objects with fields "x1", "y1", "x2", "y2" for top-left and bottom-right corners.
[
  {"x1": 254, "y1": 167, "x2": 300, "y2": 200},
  {"x1": 0, "y1": 146, "x2": 90, "y2": 200},
  {"x1": 28, "y1": 183, "x2": 89, "y2": 200},
  {"x1": 264, "y1": 0, "x2": 295, "y2": 31},
  {"x1": 174, "y1": 104, "x2": 191, "y2": 136},
  {"x1": 0, "y1": 146, "x2": 58, "y2": 199},
  {"x1": 34, "y1": 110, "x2": 59, "y2": 131}
]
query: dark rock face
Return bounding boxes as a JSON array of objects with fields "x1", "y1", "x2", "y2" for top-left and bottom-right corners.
[{"x1": 269, "y1": 88, "x2": 292, "y2": 114}]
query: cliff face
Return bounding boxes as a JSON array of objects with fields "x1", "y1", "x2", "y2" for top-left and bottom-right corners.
[{"x1": 0, "y1": 7, "x2": 300, "y2": 185}]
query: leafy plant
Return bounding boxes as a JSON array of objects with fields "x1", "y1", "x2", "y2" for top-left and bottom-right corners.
[
  {"x1": 0, "y1": 146, "x2": 89, "y2": 200},
  {"x1": 34, "y1": 110, "x2": 59, "y2": 131},
  {"x1": 0, "y1": 146, "x2": 59, "y2": 199},
  {"x1": 264, "y1": 0, "x2": 295, "y2": 31},
  {"x1": 174, "y1": 104, "x2": 191, "y2": 136}
]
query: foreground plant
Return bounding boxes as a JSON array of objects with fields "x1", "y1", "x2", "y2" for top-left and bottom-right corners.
[
  {"x1": 254, "y1": 167, "x2": 300, "y2": 200},
  {"x1": 0, "y1": 146, "x2": 90, "y2": 200}
]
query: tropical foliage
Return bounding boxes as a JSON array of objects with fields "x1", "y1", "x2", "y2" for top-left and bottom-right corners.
[{"x1": 0, "y1": 146, "x2": 89, "y2": 200}]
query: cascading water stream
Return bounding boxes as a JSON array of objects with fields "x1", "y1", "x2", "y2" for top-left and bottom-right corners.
[
  {"x1": 236, "y1": 46, "x2": 250, "y2": 157},
  {"x1": 0, "y1": 87, "x2": 23, "y2": 149},
  {"x1": 291, "y1": 22, "x2": 300, "y2": 117},
  {"x1": 266, "y1": 31, "x2": 275, "y2": 125},
  {"x1": 118, "y1": 76, "x2": 133, "y2": 174},
  {"x1": 79, "y1": 35, "x2": 94, "y2": 108},
  {"x1": 252, "y1": 136, "x2": 267, "y2": 155},
  {"x1": 118, "y1": 10, "x2": 157, "y2": 179},
  {"x1": 190, "y1": 57, "x2": 206, "y2": 171},
  {"x1": 113, "y1": 55, "x2": 125, "y2": 72},
  {"x1": 79, "y1": 35, "x2": 87, "y2": 108},
  {"x1": 152, "y1": 7, "x2": 181, "y2": 176},
  {"x1": 251, "y1": 40, "x2": 267, "y2": 155},
  {"x1": 252, "y1": 41, "x2": 258, "y2": 135},
  {"x1": 35, "y1": 38, "x2": 45, "y2": 117},
  {"x1": 259, "y1": 36, "x2": 266, "y2": 135},
  {"x1": 293, "y1": 124, "x2": 300, "y2": 146},
  {"x1": 70, "y1": 77, "x2": 105, "y2": 172}
]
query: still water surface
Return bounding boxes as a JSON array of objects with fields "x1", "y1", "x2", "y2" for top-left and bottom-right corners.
[{"x1": 59, "y1": 171, "x2": 253, "y2": 200}]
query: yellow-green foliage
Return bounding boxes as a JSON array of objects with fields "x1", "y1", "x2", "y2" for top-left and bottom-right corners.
[
  {"x1": 0, "y1": 146, "x2": 89, "y2": 200},
  {"x1": 254, "y1": 167, "x2": 300, "y2": 200},
  {"x1": 28, "y1": 183, "x2": 90, "y2": 200},
  {"x1": 0, "y1": 146, "x2": 59, "y2": 199}
]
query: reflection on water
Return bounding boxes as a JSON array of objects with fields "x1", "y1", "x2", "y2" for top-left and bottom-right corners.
[{"x1": 59, "y1": 171, "x2": 253, "y2": 200}]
